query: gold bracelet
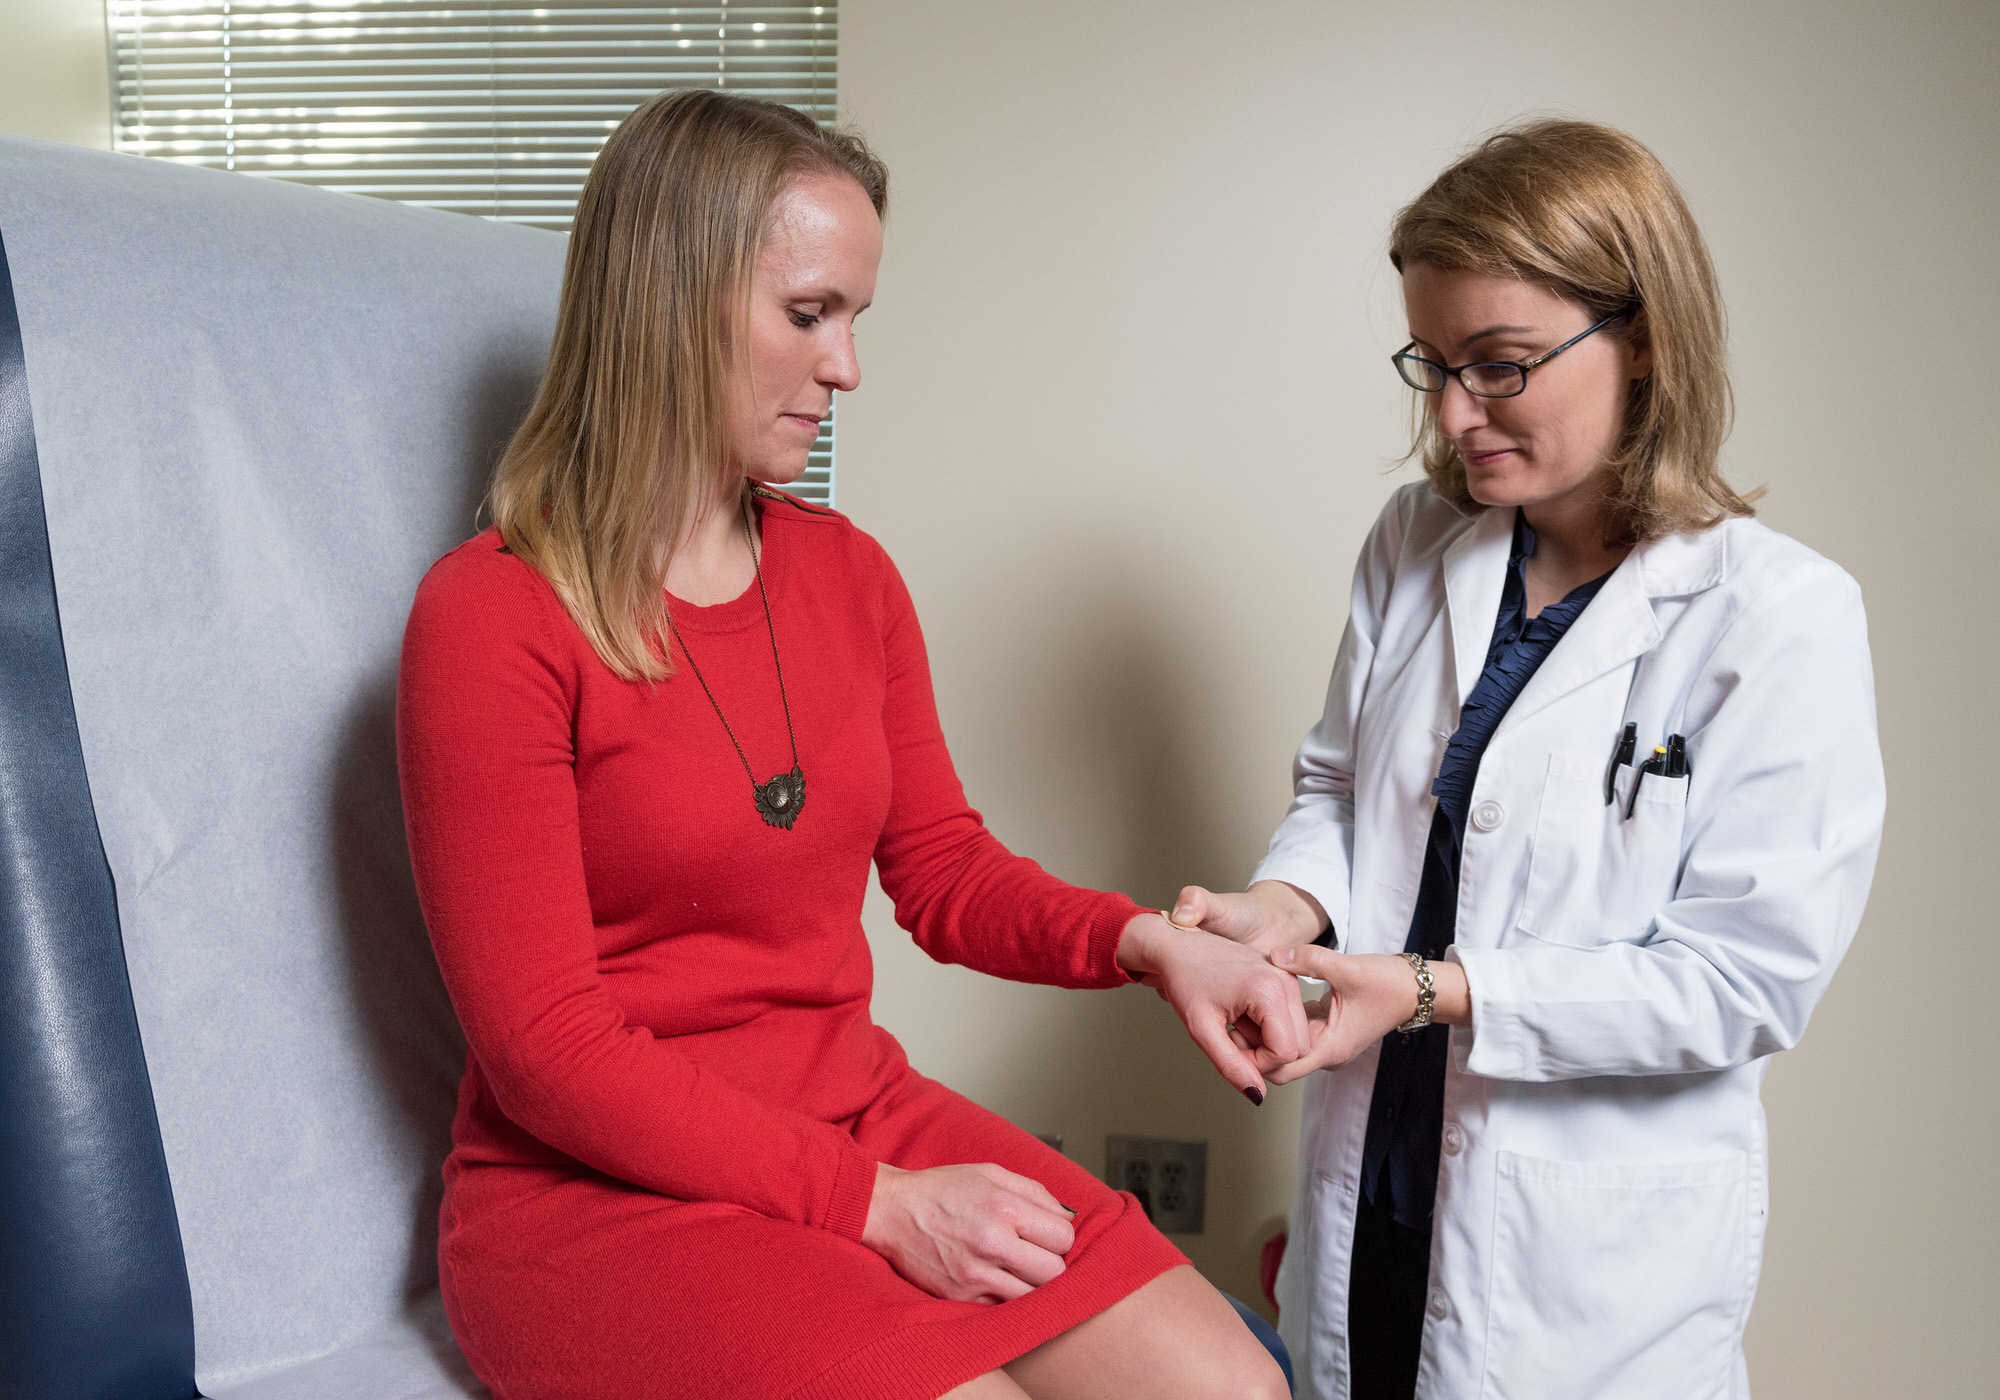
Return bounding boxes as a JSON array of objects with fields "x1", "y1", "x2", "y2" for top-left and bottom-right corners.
[{"x1": 1395, "y1": 952, "x2": 1436, "y2": 1033}]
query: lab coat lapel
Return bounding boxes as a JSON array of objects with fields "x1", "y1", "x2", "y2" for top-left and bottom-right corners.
[
  {"x1": 1441, "y1": 505, "x2": 1516, "y2": 707},
  {"x1": 1493, "y1": 526, "x2": 1727, "y2": 737}
]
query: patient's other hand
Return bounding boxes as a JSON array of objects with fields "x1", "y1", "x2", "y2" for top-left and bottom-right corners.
[
  {"x1": 861, "y1": 1161, "x2": 1077, "y2": 1304},
  {"x1": 1170, "y1": 880, "x2": 1328, "y2": 956}
]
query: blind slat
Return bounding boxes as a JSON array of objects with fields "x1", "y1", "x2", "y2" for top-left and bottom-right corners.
[{"x1": 115, "y1": 0, "x2": 840, "y2": 503}]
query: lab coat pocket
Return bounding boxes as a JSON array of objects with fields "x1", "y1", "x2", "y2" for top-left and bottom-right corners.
[
  {"x1": 1518, "y1": 752, "x2": 1688, "y2": 947},
  {"x1": 1483, "y1": 1150, "x2": 1748, "y2": 1400}
]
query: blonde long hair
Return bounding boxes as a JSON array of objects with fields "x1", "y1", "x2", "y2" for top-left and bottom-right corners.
[
  {"x1": 1390, "y1": 119, "x2": 1753, "y2": 543},
  {"x1": 489, "y1": 89, "x2": 887, "y2": 681}
]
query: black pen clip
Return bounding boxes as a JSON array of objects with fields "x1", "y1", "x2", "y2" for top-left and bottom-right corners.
[
  {"x1": 1663, "y1": 733, "x2": 1689, "y2": 780},
  {"x1": 1604, "y1": 722, "x2": 1637, "y2": 806},
  {"x1": 1624, "y1": 746, "x2": 1668, "y2": 820}
]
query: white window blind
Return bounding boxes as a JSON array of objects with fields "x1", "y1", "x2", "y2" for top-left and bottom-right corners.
[{"x1": 111, "y1": 0, "x2": 840, "y2": 503}]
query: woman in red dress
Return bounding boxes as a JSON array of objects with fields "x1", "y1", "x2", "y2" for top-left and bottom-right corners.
[{"x1": 396, "y1": 90, "x2": 1297, "y2": 1400}]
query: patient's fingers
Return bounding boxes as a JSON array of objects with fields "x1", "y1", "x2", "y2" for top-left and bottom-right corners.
[
  {"x1": 990, "y1": 1164, "x2": 1071, "y2": 1223},
  {"x1": 1011, "y1": 1210, "x2": 1077, "y2": 1261},
  {"x1": 1264, "y1": 999, "x2": 1347, "y2": 1084},
  {"x1": 1271, "y1": 972, "x2": 1313, "y2": 1063},
  {"x1": 1185, "y1": 1009, "x2": 1268, "y2": 1103},
  {"x1": 974, "y1": 1269, "x2": 1038, "y2": 1304},
  {"x1": 1262, "y1": 948, "x2": 1417, "y2": 1084},
  {"x1": 994, "y1": 1237, "x2": 1067, "y2": 1292},
  {"x1": 1228, "y1": 967, "x2": 1307, "y2": 1064}
]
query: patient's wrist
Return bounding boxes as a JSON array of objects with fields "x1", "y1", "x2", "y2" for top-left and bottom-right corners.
[
  {"x1": 1114, "y1": 910, "x2": 1175, "y2": 979},
  {"x1": 860, "y1": 1162, "x2": 911, "y2": 1253}
]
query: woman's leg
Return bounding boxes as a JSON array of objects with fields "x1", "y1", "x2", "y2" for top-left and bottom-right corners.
[
  {"x1": 1001, "y1": 1264, "x2": 1290, "y2": 1400},
  {"x1": 944, "y1": 1372, "x2": 1034, "y2": 1399}
]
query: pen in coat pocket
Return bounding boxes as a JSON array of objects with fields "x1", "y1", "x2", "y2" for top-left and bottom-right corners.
[
  {"x1": 1664, "y1": 733, "x2": 1688, "y2": 780},
  {"x1": 1624, "y1": 746, "x2": 1669, "y2": 820},
  {"x1": 1604, "y1": 722, "x2": 1637, "y2": 805},
  {"x1": 1623, "y1": 736, "x2": 1692, "y2": 819}
]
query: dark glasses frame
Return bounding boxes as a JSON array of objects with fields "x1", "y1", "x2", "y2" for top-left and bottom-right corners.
[{"x1": 1391, "y1": 309, "x2": 1631, "y2": 398}]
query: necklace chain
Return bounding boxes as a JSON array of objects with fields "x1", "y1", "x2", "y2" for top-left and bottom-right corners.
[{"x1": 664, "y1": 490, "x2": 805, "y2": 828}]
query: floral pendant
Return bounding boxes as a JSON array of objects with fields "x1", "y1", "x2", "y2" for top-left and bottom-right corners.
[{"x1": 753, "y1": 765, "x2": 806, "y2": 830}]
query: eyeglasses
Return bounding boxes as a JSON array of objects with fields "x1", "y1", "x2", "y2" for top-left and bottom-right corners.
[{"x1": 1391, "y1": 310, "x2": 1628, "y2": 399}]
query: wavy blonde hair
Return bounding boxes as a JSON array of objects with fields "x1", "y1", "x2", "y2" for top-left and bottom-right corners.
[
  {"x1": 1390, "y1": 119, "x2": 1753, "y2": 543},
  {"x1": 489, "y1": 89, "x2": 887, "y2": 680}
]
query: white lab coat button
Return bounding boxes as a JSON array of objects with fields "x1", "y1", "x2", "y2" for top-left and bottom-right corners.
[
  {"x1": 1471, "y1": 800, "x2": 1504, "y2": 832},
  {"x1": 1441, "y1": 1123, "x2": 1464, "y2": 1156},
  {"x1": 1427, "y1": 1288, "x2": 1449, "y2": 1321}
]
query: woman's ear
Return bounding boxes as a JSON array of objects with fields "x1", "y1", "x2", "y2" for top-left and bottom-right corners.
[{"x1": 1624, "y1": 307, "x2": 1654, "y2": 380}]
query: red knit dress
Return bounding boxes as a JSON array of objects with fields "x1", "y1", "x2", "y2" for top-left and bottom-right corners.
[{"x1": 395, "y1": 490, "x2": 1186, "y2": 1400}]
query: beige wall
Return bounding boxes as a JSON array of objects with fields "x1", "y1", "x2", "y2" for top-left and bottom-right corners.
[
  {"x1": 839, "y1": 0, "x2": 1999, "y2": 1395},
  {"x1": 0, "y1": 0, "x2": 112, "y2": 148},
  {"x1": 4, "y1": 0, "x2": 1994, "y2": 1392}
]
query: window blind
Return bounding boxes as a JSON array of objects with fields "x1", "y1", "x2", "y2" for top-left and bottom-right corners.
[{"x1": 110, "y1": 0, "x2": 840, "y2": 502}]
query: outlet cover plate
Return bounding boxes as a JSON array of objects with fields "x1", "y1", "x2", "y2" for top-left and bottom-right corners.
[{"x1": 1104, "y1": 1134, "x2": 1206, "y2": 1234}]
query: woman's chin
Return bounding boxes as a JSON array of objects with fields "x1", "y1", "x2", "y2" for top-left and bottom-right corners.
[
  {"x1": 745, "y1": 458, "x2": 812, "y2": 489},
  {"x1": 1465, "y1": 476, "x2": 1534, "y2": 510}
]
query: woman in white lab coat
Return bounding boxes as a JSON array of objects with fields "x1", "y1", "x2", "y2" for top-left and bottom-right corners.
[{"x1": 1173, "y1": 121, "x2": 1885, "y2": 1400}]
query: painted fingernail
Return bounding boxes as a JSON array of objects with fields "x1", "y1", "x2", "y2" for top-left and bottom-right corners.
[{"x1": 1242, "y1": 1085, "x2": 1265, "y2": 1106}]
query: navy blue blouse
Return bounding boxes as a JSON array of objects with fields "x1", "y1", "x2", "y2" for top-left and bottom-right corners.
[{"x1": 1361, "y1": 509, "x2": 1611, "y2": 1230}]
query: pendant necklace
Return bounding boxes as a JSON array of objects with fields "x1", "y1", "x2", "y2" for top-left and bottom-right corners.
[{"x1": 665, "y1": 493, "x2": 806, "y2": 830}]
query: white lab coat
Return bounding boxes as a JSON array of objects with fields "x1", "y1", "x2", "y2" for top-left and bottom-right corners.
[{"x1": 1256, "y1": 483, "x2": 1884, "y2": 1400}]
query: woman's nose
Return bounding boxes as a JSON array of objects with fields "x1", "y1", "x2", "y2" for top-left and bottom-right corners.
[
  {"x1": 820, "y1": 329, "x2": 861, "y2": 393},
  {"x1": 1435, "y1": 377, "x2": 1486, "y2": 437}
]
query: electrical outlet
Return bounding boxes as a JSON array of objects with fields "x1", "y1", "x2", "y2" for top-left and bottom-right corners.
[{"x1": 1104, "y1": 1135, "x2": 1206, "y2": 1234}]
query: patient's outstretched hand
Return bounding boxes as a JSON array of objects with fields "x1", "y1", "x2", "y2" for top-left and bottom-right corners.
[{"x1": 1115, "y1": 911, "x2": 1312, "y2": 1103}]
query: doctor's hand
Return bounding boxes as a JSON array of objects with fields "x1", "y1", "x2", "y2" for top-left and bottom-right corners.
[
  {"x1": 1169, "y1": 880, "x2": 1328, "y2": 956},
  {"x1": 1116, "y1": 911, "x2": 1312, "y2": 1103},
  {"x1": 1261, "y1": 944, "x2": 1474, "y2": 1085},
  {"x1": 861, "y1": 1161, "x2": 1077, "y2": 1305}
]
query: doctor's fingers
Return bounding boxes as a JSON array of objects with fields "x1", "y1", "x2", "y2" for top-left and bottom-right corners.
[
  {"x1": 1271, "y1": 942, "x2": 1344, "y2": 981},
  {"x1": 1170, "y1": 885, "x2": 1262, "y2": 944}
]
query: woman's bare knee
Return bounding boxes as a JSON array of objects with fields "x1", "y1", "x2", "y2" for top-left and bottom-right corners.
[
  {"x1": 1212, "y1": 1321, "x2": 1290, "y2": 1400},
  {"x1": 942, "y1": 1368, "x2": 1033, "y2": 1399},
  {"x1": 1003, "y1": 1264, "x2": 1289, "y2": 1399}
]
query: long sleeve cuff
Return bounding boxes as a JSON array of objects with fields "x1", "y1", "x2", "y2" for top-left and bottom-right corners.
[
  {"x1": 822, "y1": 1145, "x2": 879, "y2": 1241},
  {"x1": 1248, "y1": 852, "x2": 1349, "y2": 943},
  {"x1": 1088, "y1": 894, "x2": 1145, "y2": 984}
]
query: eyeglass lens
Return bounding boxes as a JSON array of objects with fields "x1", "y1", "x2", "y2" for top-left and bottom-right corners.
[
  {"x1": 1458, "y1": 363, "x2": 1527, "y2": 396},
  {"x1": 1395, "y1": 353, "x2": 1446, "y2": 392},
  {"x1": 1394, "y1": 353, "x2": 1527, "y2": 398}
]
